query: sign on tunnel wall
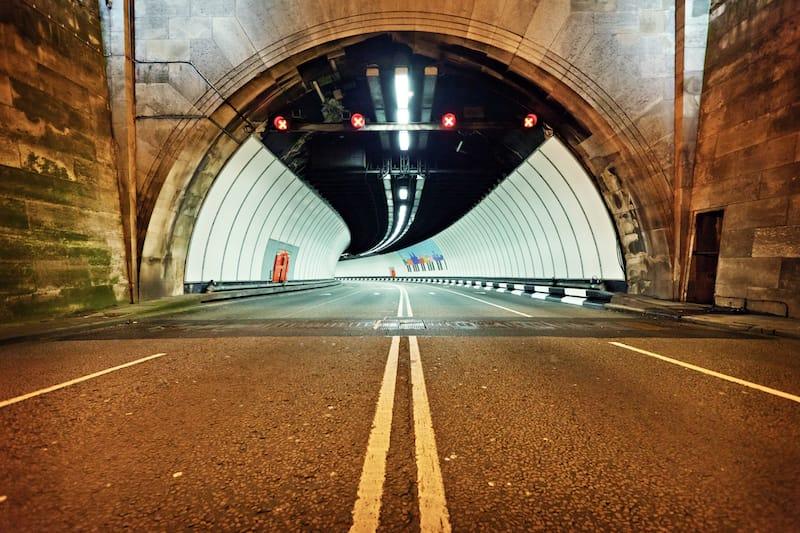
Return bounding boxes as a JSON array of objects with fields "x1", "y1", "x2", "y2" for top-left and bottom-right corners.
[
  {"x1": 336, "y1": 137, "x2": 625, "y2": 281},
  {"x1": 397, "y1": 239, "x2": 447, "y2": 273},
  {"x1": 185, "y1": 137, "x2": 350, "y2": 283}
]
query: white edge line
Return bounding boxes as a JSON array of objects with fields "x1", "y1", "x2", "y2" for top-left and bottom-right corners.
[
  {"x1": 438, "y1": 287, "x2": 532, "y2": 318},
  {"x1": 0, "y1": 353, "x2": 168, "y2": 409},
  {"x1": 609, "y1": 342, "x2": 800, "y2": 404}
]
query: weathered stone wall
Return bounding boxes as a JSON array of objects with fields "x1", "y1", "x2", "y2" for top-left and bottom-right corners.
[
  {"x1": 0, "y1": 0, "x2": 129, "y2": 320},
  {"x1": 691, "y1": 0, "x2": 800, "y2": 317}
]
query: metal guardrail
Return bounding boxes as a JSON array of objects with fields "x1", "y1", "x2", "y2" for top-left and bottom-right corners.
[
  {"x1": 184, "y1": 279, "x2": 338, "y2": 294},
  {"x1": 337, "y1": 276, "x2": 617, "y2": 306}
]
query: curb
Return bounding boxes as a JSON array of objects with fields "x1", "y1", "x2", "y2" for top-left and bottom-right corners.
[
  {"x1": 338, "y1": 276, "x2": 613, "y2": 309},
  {"x1": 0, "y1": 280, "x2": 340, "y2": 344}
]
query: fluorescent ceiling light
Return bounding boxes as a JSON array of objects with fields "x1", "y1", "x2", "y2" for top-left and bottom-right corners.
[
  {"x1": 387, "y1": 204, "x2": 408, "y2": 243},
  {"x1": 398, "y1": 130, "x2": 410, "y2": 151},
  {"x1": 394, "y1": 68, "x2": 411, "y2": 108},
  {"x1": 398, "y1": 187, "x2": 409, "y2": 200},
  {"x1": 395, "y1": 67, "x2": 411, "y2": 152}
]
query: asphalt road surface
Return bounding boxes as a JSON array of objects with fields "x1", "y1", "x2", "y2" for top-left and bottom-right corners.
[{"x1": 1, "y1": 281, "x2": 799, "y2": 531}]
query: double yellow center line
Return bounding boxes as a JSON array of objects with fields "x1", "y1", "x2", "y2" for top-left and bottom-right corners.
[{"x1": 350, "y1": 285, "x2": 451, "y2": 532}]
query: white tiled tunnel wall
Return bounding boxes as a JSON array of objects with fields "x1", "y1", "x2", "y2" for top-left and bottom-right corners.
[
  {"x1": 185, "y1": 137, "x2": 350, "y2": 282},
  {"x1": 336, "y1": 137, "x2": 624, "y2": 281}
]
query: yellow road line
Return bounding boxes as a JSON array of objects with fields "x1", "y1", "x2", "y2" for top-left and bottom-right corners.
[
  {"x1": 410, "y1": 335, "x2": 451, "y2": 533},
  {"x1": 609, "y1": 342, "x2": 800, "y2": 404},
  {"x1": 0, "y1": 353, "x2": 167, "y2": 409},
  {"x1": 349, "y1": 336, "x2": 401, "y2": 532}
]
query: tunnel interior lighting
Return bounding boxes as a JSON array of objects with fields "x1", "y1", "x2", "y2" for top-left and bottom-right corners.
[
  {"x1": 351, "y1": 113, "x2": 365, "y2": 129},
  {"x1": 273, "y1": 115, "x2": 289, "y2": 131},
  {"x1": 395, "y1": 67, "x2": 412, "y2": 151},
  {"x1": 387, "y1": 204, "x2": 408, "y2": 243},
  {"x1": 523, "y1": 113, "x2": 538, "y2": 128},
  {"x1": 441, "y1": 112, "x2": 456, "y2": 129},
  {"x1": 398, "y1": 187, "x2": 409, "y2": 200},
  {"x1": 398, "y1": 130, "x2": 410, "y2": 151}
]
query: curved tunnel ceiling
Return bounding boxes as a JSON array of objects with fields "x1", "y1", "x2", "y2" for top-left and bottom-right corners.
[
  {"x1": 336, "y1": 137, "x2": 625, "y2": 282},
  {"x1": 260, "y1": 34, "x2": 576, "y2": 256}
]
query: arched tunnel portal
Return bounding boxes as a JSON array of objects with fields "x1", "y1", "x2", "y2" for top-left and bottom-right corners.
[{"x1": 135, "y1": 25, "x2": 674, "y2": 301}]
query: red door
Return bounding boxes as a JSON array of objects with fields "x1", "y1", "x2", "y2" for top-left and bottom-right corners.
[{"x1": 272, "y1": 251, "x2": 290, "y2": 283}]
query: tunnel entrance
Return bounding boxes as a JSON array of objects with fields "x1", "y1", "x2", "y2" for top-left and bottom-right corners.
[
  {"x1": 687, "y1": 210, "x2": 724, "y2": 305},
  {"x1": 139, "y1": 29, "x2": 669, "y2": 301}
]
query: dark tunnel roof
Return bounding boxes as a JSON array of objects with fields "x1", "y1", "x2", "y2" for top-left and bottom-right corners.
[{"x1": 261, "y1": 34, "x2": 576, "y2": 256}]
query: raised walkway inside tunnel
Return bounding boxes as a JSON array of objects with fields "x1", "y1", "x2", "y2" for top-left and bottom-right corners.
[{"x1": 1, "y1": 281, "x2": 799, "y2": 531}]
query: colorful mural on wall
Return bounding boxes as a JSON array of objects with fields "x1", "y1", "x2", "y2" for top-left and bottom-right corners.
[{"x1": 397, "y1": 239, "x2": 447, "y2": 272}]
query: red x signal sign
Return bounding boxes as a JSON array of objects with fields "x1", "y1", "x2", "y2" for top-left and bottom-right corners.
[
  {"x1": 441, "y1": 112, "x2": 457, "y2": 129},
  {"x1": 273, "y1": 115, "x2": 289, "y2": 131},
  {"x1": 351, "y1": 113, "x2": 365, "y2": 129},
  {"x1": 523, "y1": 113, "x2": 538, "y2": 128}
]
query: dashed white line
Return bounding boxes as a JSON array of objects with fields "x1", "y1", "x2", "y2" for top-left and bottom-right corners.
[
  {"x1": 609, "y1": 342, "x2": 800, "y2": 404},
  {"x1": 0, "y1": 353, "x2": 167, "y2": 409}
]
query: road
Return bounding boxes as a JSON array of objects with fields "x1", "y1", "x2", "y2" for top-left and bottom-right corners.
[{"x1": 1, "y1": 281, "x2": 799, "y2": 531}]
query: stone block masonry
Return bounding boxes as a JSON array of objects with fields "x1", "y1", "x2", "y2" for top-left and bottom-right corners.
[
  {"x1": 0, "y1": 0, "x2": 129, "y2": 320},
  {"x1": 692, "y1": 0, "x2": 800, "y2": 317}
]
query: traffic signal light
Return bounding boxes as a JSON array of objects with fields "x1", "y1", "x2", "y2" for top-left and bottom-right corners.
[
  {"x1": 273, "y1": 115, "x2": 289, "y2": 131},
  {"x1": 523, "y1": 113, "x2": 538, "y2": 128},
  {"x1": 350, "y1": 113, "x2": 365, "y2": 129},
  {"x1": 441, "y1": 112, "x2": 456, "y2": 129}
]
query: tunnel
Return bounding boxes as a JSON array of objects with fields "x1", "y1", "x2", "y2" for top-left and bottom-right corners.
[{"x1": 1, "y1": 0, "x2": 800, "y2": 531}]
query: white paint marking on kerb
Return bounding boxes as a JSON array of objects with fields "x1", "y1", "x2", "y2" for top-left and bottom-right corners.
[
  {"x1": 349, "y1": 336, "x2": 401, "y2": 533},
  {"x1": 409, "y1": 335, "x2": 451, "y2": 533},
  {"x1": 609, "y1": 342, "x2": 800, "y2": 404},
  {"x1": 438, "y1": 287, "x2": 532, "y2": 318},
  {"x1": 0, "y1": 353, "x2": 167, "y2": 409}
]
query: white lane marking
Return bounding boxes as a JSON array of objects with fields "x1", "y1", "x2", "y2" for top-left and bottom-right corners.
[
  {"x1": 428, "y1": 292, "x2": 437, "y2": 295},
  {"x1": 350, "y1": 336, "x2": 401, "y2": 532},
  {"x1": 409, "y1": 335, "x2": 451, "y2": 533},
  {"x1": 438, "y1": 287, "x2": 532, "y2": 318},
  {"x1": 284, "y1": 288, "x2": 362, "y2": 317},
  {"x1": 403, "y1": 286, "x2": 413, "y2": 318},
  {"x1": 321, "y1": 293, "x2": 332, "y2": 296},
  {"x1": 0, "y1": 353, "x2": 167, "y2": 409},
  {"x1": 609, "y1": 342, "x2": 800, "y2": 404},
  {"x1": 396, "y1": 286, "x2": 404, "y2": 318}
]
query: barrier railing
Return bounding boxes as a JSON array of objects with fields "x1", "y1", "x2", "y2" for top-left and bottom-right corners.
[{"x1": 335, "y1": 276, "x2": 619, "y2": 307}]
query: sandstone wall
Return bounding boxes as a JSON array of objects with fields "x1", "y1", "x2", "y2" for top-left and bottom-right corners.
[
  {"x1": 0, "y1": 0, "x2": 129, "y2": 320},
  {"x1": 692, "y1": 0, "x2": 800, "y2": 317}
]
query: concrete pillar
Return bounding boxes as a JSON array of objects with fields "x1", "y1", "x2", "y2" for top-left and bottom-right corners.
[{"x1": 100, "y1": 0, "x2": 138, "y2": 302}]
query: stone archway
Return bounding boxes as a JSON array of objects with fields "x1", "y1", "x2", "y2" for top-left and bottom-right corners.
[{"x1": 131, "y1": 6, "x2": 675, "y2": 299}]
